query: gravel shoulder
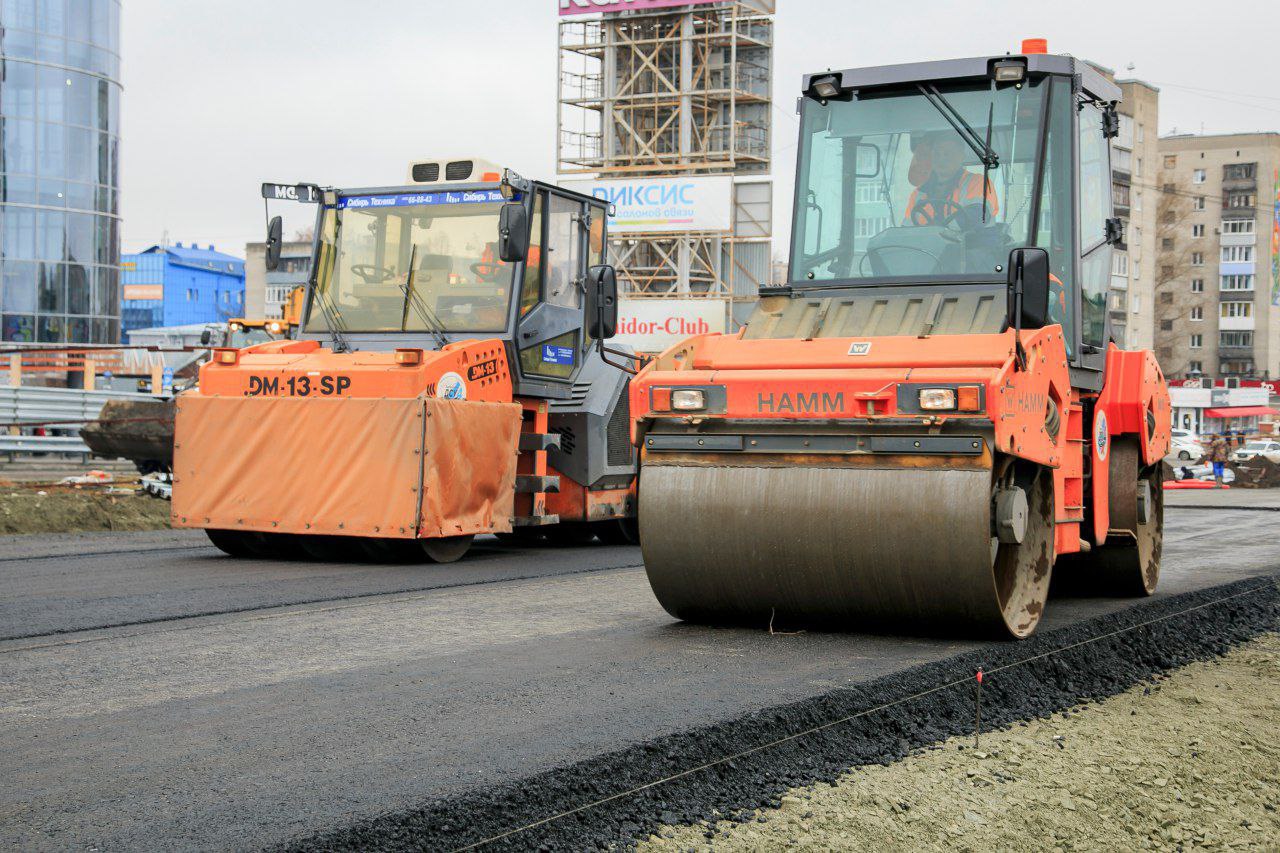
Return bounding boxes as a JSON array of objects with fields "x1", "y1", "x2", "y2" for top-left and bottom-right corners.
[{"x1": 643, "y1": 633, "x2": 1280, "y2": 851}]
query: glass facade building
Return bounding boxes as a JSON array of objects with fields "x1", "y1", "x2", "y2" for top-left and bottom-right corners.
[{"x1": 0, "y1": 0, "x2": 121, "y2": 343}]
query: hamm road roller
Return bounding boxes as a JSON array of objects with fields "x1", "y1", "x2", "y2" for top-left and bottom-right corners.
[
  {"x1": 172, "y1": 158, "x2": 637, "y2": 562},
  {"x1": 625, "y1": 45, "x2": 1171, "y2": 637}
]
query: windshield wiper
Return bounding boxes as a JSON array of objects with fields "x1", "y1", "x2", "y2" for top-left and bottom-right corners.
[
  {"x1": 313, "y1": 287, "x2": 351, "y2": 353},
  {"x1": 918, "y1": 84, "x2": 1000, "y2": 171},
  {"x1": 399, "y1": 244, "x2": 450, "y2": 350}
]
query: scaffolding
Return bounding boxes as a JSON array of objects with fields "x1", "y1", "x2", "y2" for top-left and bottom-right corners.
[{"x1": 557, "y1": 1, "x2": 774, "y2": 304}]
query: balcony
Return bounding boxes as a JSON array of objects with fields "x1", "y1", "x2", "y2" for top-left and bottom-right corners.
[{"x1": 1219, "y1": 314, "x2": 1255, "y2": 332}]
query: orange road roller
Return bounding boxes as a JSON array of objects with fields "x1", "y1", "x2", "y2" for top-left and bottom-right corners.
[{"x1": 625, "y1": 46, "x2": 1171, "y2": 637}]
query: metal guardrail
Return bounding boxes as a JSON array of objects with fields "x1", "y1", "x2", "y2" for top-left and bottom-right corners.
[
  {"x1": 0, "y1": 386, "x2": 167, "y2": 455},
  {"x1": 0, "y1": 435, "x2": 96, "y2": 453}
]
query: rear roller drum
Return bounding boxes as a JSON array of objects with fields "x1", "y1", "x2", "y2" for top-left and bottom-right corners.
[{"x1": 420, "y1": 534, "x2": 474, "y2": 563}]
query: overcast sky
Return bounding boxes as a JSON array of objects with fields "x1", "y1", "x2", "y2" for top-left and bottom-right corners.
[{"x1": 120, "y1": 0, "x2": 1280, "y2": 258}]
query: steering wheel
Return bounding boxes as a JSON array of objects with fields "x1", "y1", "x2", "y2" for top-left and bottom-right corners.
[
  {"x1": 909, "y1": 196, "x2": 965, "y2": 228},
  {"x1": 351, "y1": 263, "x2": 395, "y2": 283},
  {"x1": 859, "y1": 243, "x2": 945, "y2": 277}
]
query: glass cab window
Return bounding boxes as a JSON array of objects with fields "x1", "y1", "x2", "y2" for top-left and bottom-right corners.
[
  {"x1": 791, "y1": 78, "x2": 1047, "y2": 283},
  {"x1": 1077, "y1": 100, "x2": 1112, "y2": 349},
  {"x1": 309, "y1": 190, "x2": 511, "y2": 333}
]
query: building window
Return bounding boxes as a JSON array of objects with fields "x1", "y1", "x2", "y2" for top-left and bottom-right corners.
[
  {"x1": 1220, "y1": 331, "x2": 1254, "y2": 347},
  {"x1": 1188, "y1": 360, "x2": 1203, "y2": 373},
  {"x1": 1191, "y1": 279, "x2": 1204, "y2": 292},
  {"x1": 1160, "y1": 291, "x2": 1173, "y2": 304},
  {"x1": 1223, "y1": 163, "x2": 1256, "y2": 181},
  {"x1": 1190, "y1": 306, "x2": 1203, "y2": 321},
  {"x1": 1221, "y1": 219, "x2": 1255, "y2": 235},
  {"x1": 1112, "y1": 183, "x2": 1131, "y2": 208},
  {"x1": 1221, "y1": 246, "x2": 1254, "y2": 263},
  {"x1": 1191, "y1": 252, "x2": 1204, "y2": 266},
  {"x1": 1226, "y1": 192, "x2": 1255, "y2": 208},
  {"x1": 1191, "y1": 224, "x2": 1204, "y2": 238},
  {"x1": 1193, "y1": 169, "x2": 1206, "y2": 184},
  {"x1": 1137, "y1": 124, "x2": 1145, "y2": 143},
  {"x1": 1112, "y1": 252, "x2": 1129, "y2": 276},
  {"x1": 1162, "y1": 237, "x2": 1174, "y2": 250},
  {"x1": 1193, "y1": 196, "x2": 1205, "y2": 211},
  {"x1": 1190, "y1": 334, "x2": 1203, "y2": 348},
  {"x1": 1132, "y1": 295, "x2": 1140, "y2": 313},
  {"x1": 1160, "y1": 320, "x2": 1174, "y2": 331},
  {"x1": 1164, "y1": 155, "x2": 1176, "y2": 169},
  {"x1": 1221, "y1": 302, "x2": 1252, "y2": 319},
  {"x1": 1221, "y1": 274, "x2": 1254, "y2": 291},
  {"x1": 1135, "y1": 157, "x2": 1143, "y2": 177},
  {"x1": 1133, "y1": 189, "x2": 1142, "y2": 211}
]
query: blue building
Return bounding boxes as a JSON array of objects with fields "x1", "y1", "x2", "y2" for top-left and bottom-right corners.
[
  {"x1": 0, "y1": 0, "x2": 123, "y2": 343},
  {"x1": 120, "y1": 242, "x2": 245, "y2": 335}
]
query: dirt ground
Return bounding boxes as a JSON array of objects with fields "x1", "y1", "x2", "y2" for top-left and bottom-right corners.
[
  {"x1": 642, "y1": 633, "x2": 1280, "y2": 851},
  {"x1": 0, "y1": 488, "x2": 171, "y2": 535}
]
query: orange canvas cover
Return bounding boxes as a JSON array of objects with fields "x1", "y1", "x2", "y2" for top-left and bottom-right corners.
[
  {"x1": 419, "y1": 397, "x2": 521, "y2": 538},
  {"x1": 172, "y1": 395, "x2": 520, "y2": 539}
]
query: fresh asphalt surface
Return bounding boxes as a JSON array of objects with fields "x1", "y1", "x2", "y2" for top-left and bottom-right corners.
[{"x1": 1, "y1": 508, "x2": 1277, "y2": 850}]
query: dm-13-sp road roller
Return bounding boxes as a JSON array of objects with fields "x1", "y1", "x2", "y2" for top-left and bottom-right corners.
[
  {"x1": 171, "y1": 159, "x2": 637, "y2": 563},
  {"x1": 627, "y1": 46, "x2": 1171, "y2": 637}
]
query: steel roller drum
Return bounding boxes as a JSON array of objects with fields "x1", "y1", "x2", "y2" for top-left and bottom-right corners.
[{"x1": 639, "y1": 459, "x2": 1054, "y2": 638}]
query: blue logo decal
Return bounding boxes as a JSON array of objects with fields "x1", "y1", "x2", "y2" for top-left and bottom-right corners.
[
  {"x1": 1095, "y1": 411, "x2": 1109, "y2": 461},
  {"x1": 541, "y1": 345, "x2": 575, "y2": 366},
  {"x1": 336, "y1": 190, "x2": 506, "y2": 210}
]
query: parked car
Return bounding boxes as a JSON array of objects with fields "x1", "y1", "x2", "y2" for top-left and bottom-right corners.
[
  {"x1": 1169, "y1": 433, "x2": 1205, "y2": 461},
  {"x1": 1171, "y1": 428, "x2": 1201, "y2": 443},
  {"x1": 1232, "y1": 440, "x2": 1280, "y2": 463}
]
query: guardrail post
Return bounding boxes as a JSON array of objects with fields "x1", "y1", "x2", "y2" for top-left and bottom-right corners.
[
  {"x1": 150, "y1": 363, "x2": 163, "y2": 395},
  {"x1": 8, "y1": 354, "x2": 20, "y2": 388},
  {"x1": 84, "y1": 358, "x2": 96, "y2": 392}
]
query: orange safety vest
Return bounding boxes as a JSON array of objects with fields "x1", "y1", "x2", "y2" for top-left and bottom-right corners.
[{"x1": 904, "y1": 171, "x2": 999, "y2": 226}]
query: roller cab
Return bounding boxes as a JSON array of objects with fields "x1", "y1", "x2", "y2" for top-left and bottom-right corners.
[
  {"x1": 173, "y1": 161, "x2": 638, "y2": 563},
  {"x1": 631, "y1": 47, "x2": 1171, "y2": 637}
]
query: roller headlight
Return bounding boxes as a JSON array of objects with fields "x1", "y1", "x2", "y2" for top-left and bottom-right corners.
[
  {"x1": 671, "y1": 389, "x2": 706, "y2": 411},
  {"x1": 918, "y1": 388, "x2": 957, "y2": 410}
]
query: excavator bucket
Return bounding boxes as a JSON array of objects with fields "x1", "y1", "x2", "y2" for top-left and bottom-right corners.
[{"x1": 80, "y1": 398, "x2": 176, "y2": 474}]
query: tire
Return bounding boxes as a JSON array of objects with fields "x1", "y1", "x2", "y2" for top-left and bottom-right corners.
[
  {"x1": 357, "y1": 538, "x2": 421, "y2": 564},
  {"x1": 421, "y1": 535, "x2": 474, "y2": 563},
  {"x1": 1177, "y1": 450, "x2": 1191, "y2": 461},
  {"x1": 205, "y1": 529, "x2": 257, "y2": 558},
  {"x1": 1058, "y1": 438, "x2": 1162, "y2": 597},
  {"x1": 495, "y1": 527, "x2": 546, "y2": 545},
  {"x1": 543, "y1": 522, "x2": 598, "y2": 547},
  {"x1": 593, "y1": 517, "x2": 639, "y2": 545},
  {"x1": 296, "y1": 535, "x2": 365, "y2": 563}
]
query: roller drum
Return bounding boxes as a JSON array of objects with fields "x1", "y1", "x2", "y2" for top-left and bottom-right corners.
[{"x1": 639, "y1": 459, "x2": 1053, "y2": 638}]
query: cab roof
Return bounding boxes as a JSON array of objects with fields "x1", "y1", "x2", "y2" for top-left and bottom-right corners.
[{"x1": 803, "y1": 53, "x2": 1121, "y2": 105}]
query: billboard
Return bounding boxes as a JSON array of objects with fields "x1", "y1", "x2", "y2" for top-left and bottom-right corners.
[
  {"x1": 562, "y1": 175, "x2": 733, "y2": 233},
  {"x1": 1272, "y1": 166, "x2": 1279, "y2": 307},
  {"x1": 122, "y1": 285, "x2": 163, "y2": 301},
  {"x1": 616, "y1": 297, "x2": 727, "y2": 352},
  {"x1": 559, "y1": 0, "x2": 723, "y2": 16}
]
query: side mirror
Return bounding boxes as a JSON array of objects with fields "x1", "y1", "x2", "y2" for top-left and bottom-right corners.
[
  {"x1": 498, "y1": 202, "x2": 529, "y2": 263},
  {"x1": 265, "y1": 216, "x2": 283, "y2": 272},
  {"x1": 586, "y1": 264, "x2": 619, "y2": 340},
  {"x1": 1007, "y1": 247, "x2": 1050, "y2": 330},
  {"x1": 199, "y1": 328, "x2": 212, "y2": 346}
]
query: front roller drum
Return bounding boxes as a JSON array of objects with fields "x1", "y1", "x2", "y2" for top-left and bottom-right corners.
[{"x1": 639, "y1": 457, "x2": 1055, "y2": 638}]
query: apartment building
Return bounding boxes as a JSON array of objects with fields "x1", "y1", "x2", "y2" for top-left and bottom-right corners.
[
  {"x1": 1109, "y1": 78, "x2": 1160, "y2": 350},
  {"x1": 1154, "y1": 133, "x2": 1280, "y2": 381}
]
